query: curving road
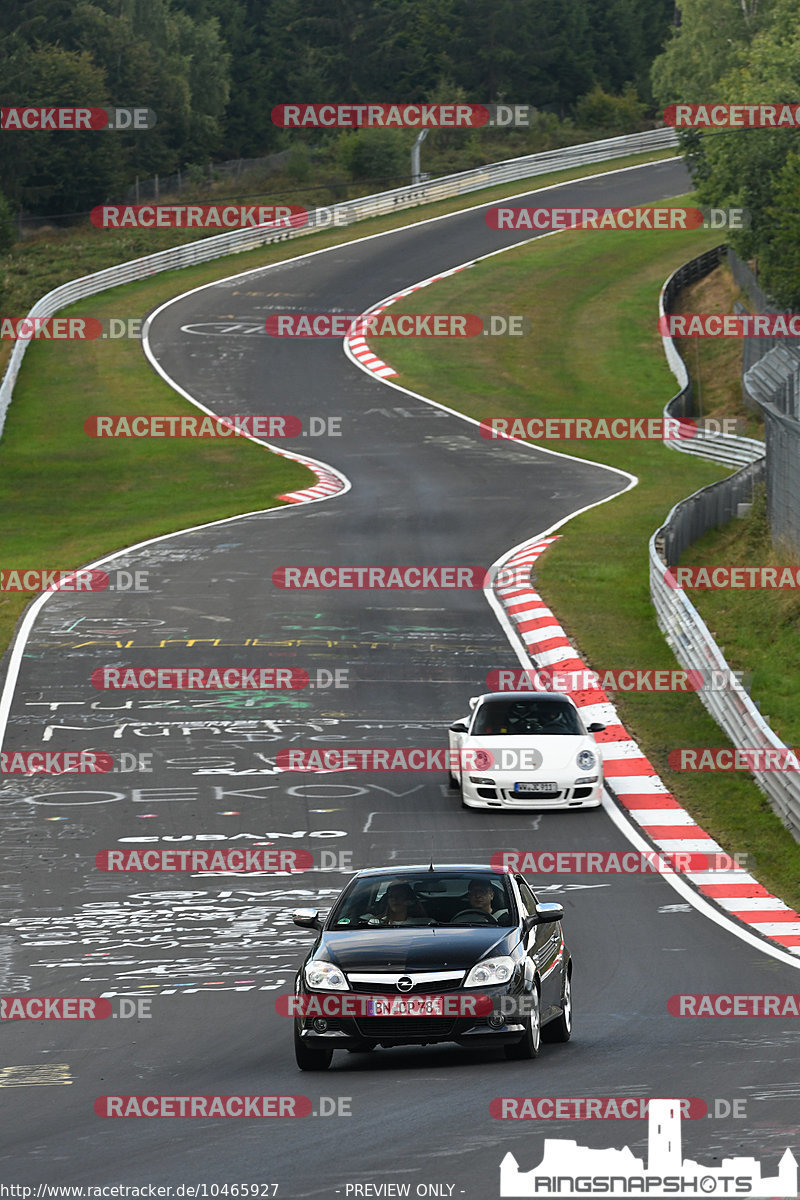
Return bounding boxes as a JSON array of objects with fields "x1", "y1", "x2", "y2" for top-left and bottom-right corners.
[{"x1": 1, "y1": 158, "x2": 798, "y2": 1196}]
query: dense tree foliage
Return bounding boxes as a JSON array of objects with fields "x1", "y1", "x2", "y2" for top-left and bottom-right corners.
[
  {"x1": 0, "y1": 0, "x2": 676, "y2": 216},
  {"x1": 651, "y1": 0, "x2": 800, "y2": 308}
]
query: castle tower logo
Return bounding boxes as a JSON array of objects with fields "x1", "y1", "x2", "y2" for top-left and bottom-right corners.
[{"x1": 500, "y1": 1098, "x2": 797, "y2": 1197}]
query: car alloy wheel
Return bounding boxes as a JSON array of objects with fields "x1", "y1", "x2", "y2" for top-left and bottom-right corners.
[
  {"x1": 505, "y1": 986, "x2": 541, "y2": 1060},
  {"x1": 543, "y1": 971, "x2": 572, "y2": 1043}
]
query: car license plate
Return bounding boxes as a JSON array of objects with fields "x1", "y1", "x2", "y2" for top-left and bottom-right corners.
[
  {"x1": 366, "y1": 996, "x2": 444, "y2": 1016},
  {"x1": 514, "y1": 781, "x2": 558, "y2": 793}
]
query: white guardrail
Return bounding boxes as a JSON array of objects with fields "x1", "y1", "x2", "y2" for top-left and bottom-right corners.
[
  {"x1": 0, "y1": 127, "x2": 677, "y2": 440},
  {"x1": 652, "y1": 254, "x2": 800, "y2": 840}
]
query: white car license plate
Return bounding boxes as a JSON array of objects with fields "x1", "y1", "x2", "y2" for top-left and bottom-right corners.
[
  {"x1": 514, "y1": 781, "x2": 558, "y2": 793},
  {"x1": 366, "y1": 996, "x2": 444, "y2": 1016}
]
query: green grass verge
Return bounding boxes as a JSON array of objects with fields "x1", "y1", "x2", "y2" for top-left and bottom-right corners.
[
  {"x1": 366, "y1": 197, "x2": 800, "y2": 911},
  {"x1": 667, "y1": 262, "x2": 800, "y2": 752}
]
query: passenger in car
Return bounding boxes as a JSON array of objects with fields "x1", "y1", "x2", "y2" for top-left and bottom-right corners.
[{"x1": 378, "y1": 881, "x2": 428, "y2": 924}]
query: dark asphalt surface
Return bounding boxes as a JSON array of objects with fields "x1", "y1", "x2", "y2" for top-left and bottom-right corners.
[{"x1": 1, "y1": 159, "x2": 798, "y2": 1196}]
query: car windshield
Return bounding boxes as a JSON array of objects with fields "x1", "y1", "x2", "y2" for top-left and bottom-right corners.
[
  {"x1": 329, "y1": 873, "x2": 516, "y2": 928},
  {"x1": 471, "y1": 698, "x2": 582, "y2": 736}
]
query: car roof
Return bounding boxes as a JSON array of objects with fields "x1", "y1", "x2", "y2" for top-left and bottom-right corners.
[
  {"x1": 349, "y1": 864, "x2": 513, "y2": 880},
  {"x1": 476, "y1": 691, "x2": 577, "y2": 704}
]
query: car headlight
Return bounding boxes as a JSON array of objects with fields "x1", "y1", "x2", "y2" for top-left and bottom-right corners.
[
  {"x1": 304, "y1": 961, "x2": 348, "y2": 991},
  {"x1": 469, "y1": 776, "x2": 495, "y2": 785},
  {"x1": 577, "y1": 749, "x2": 596, "y2": 771},
  {"x1": 464, "y1": 956, "x2": 515, "y2": 987}
]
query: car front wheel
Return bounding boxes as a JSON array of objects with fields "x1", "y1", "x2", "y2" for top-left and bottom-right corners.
[
  {"x1": 543, "y1": 971, "x2": 572, "y2": 1043},
  {"x1": 294, "y1": 1025, "x2": 332, "y2": 1071},
  {"x1": 504, "y1": 987, "x2": 541, "y2": 1060}
]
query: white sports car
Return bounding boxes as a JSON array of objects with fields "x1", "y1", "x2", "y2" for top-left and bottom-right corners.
[{"x1": 448, "y1": 691, "x2": 605, "y2": 810}]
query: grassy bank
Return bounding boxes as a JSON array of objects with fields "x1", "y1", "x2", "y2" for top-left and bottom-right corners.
[{"x1": 367, "y1": 200, "x2": 800, "y2": 910}]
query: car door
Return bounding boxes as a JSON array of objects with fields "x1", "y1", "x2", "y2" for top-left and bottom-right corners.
[{"x1": 515, "y1": 875, "x2": 563, "y2": 1020}]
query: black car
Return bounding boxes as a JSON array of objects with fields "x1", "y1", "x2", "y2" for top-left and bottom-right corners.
[{"x1": 290, "y1": 864, "x2": 572, "y2": 1070}]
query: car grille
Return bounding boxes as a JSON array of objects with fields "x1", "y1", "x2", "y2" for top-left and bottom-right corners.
[
  {"x1": 348, "y1": 978, "x2": 462, "y2": 994},
  {"x1": 354, "y1": 1016, "x2": 457, "y2": 1038},
  {"x1": 504, "y1": 788, "x2": 564, "y2": 803}
]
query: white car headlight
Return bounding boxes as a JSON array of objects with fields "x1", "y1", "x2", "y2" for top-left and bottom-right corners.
[
  {"x1": 304, "y1": 960, "x2": 348, "y2": 991},
  {"x1": 577, "y1": 749, "x2": 596, "y2": 771},
  {"x1": 464, "y1": 955, "x2": 515, "y2": 987}
]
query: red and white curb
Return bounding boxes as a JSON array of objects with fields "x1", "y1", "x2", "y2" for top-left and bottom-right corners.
[
  {"x1": 494, "y1": 535, "x2": 800, "y2": 957},
  {"x1": 276, "y1": 449, "x2": 345, "y2": 504},
  {"x1": 344, "y1": 264, "x2": 471, "y2": 378}
]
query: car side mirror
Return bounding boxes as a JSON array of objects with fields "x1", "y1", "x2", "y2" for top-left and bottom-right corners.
[
  {"x1": 587, "y1": 723, "x2": 606, "y2": 733},
  {"x1": 293, "y1": 908, "x2": 322, "y2": 931},
  {"x1": 449, "y1": 721, "x2": 468, "y2": 733},
  {"x1": 530, "y1": 902, "x2": 564, "y2": 925}
]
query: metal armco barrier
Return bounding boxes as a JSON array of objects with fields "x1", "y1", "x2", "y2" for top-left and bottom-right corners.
[
  {"x1": 659, "y1": 245, "x2": 765, "y2": 467},
  {"x1": 651, "y1": 251, "x2": 800, "y2": 841},
  {"x1": 0, "y1": 126, "x2": 677, "y2": 441}
]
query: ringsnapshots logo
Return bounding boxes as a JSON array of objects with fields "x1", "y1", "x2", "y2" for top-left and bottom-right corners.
[
  {"x1": 665, "y1": 103, "x2": 800, "y2": 128},
  {"x1": 91, "y1": 204, "x2": 307, "y2": 230},
  {"x1": 498, "y1": 1098, "x2": 796, "y2": 1197},
  {"x1": 265, "y1": 313, "x2": 529, "y2": 337},
  {"x1": 0, "y1": 106, "x2": 156, "y2": 131},
  {"x1": 271, "y1": 103, "x2": 534, "y2": 128},
  {"x1": 486, "y1": 206, "x2": 748, "y2": 232}
]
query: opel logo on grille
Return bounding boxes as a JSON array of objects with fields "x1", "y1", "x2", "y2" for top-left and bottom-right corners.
[{"x1": 397, "y1": 976, "x2": 414, "y2": 992}]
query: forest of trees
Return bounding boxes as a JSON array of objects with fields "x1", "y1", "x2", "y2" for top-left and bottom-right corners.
[
  {"x1": 0, "y1": 0, "x2": 674, "y2": 218},
  {"x1": 650, "y1": 0, "x2": 800, "y2": 308}
]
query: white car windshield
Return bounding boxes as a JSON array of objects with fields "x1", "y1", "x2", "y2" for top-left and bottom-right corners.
[{"x1": 471, "y1": 699, "x2": 582, "y2": 736}]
